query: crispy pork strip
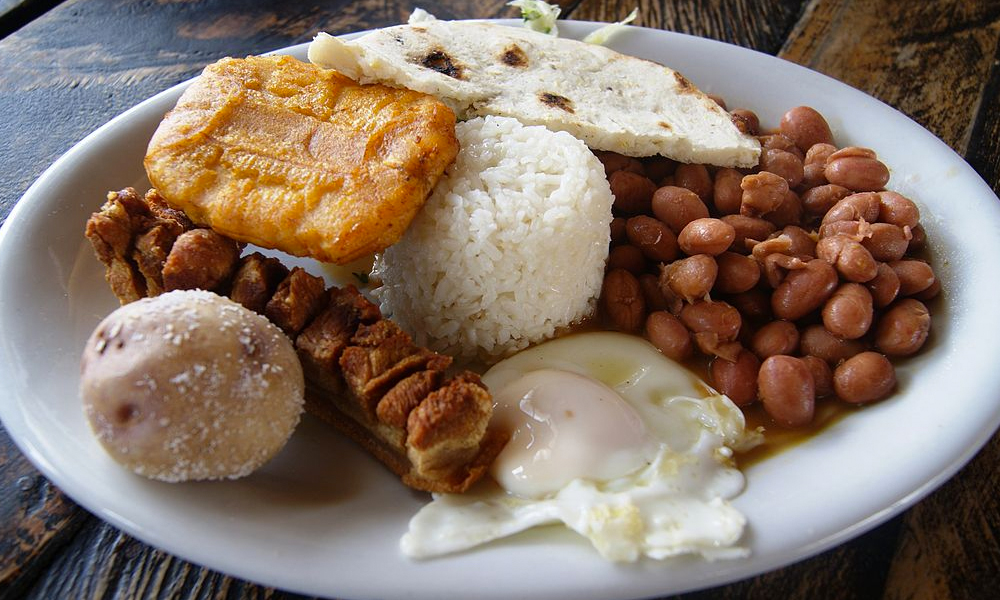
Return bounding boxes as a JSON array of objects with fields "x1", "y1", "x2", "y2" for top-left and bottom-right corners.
[{"x1": 84, "y1": 188, "x2": 505, "y2": 493}]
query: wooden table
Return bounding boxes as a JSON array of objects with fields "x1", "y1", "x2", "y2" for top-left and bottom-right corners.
[{"x1": 1, "y1": 1, "x2": 998, "y2": 598}]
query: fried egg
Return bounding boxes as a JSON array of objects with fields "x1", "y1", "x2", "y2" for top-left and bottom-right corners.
[{"x1": 401, "y1": 331, "x2": 762, "y2": 562}]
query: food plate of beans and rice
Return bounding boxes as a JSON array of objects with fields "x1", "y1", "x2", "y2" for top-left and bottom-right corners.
[{"x1": 1, "y1": 19, "x2": 1000, "y2": 600}]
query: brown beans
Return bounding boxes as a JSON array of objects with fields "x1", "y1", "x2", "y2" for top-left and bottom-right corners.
[
  {"x1": 833, "y1": 352, "x2": 896, "y2": 403},
  {"x1": 780, "y1": 106, "x2": 834, "y2": 152},
  {"x1": 801, "y1": 355, "x2": 834, "y2": 398},
  {"x1": 645, "y1": 311, "x2": 693, "y2": 361},
  {"x1": 661, "y1": 254, "x2": 717, "y2": 303},
  {"x1": 606, "y1": 244, "x2": 646, "y2": 274},
  {"x1": 801, "y1": 143, "x2": 837, "y2": 189},
  {"x1": 678, "y1": 218, "x2": 736, "y2": 256},
  {"x1": 710, "y1": 349, "x2": 760, "y2": 407},
  {"x1": 822, "y1": 283, "x2": 874, "y2": 339},
  {"x1": 600, "y1": 269, "x2": 645, "y2": 332},
  {"x1": 867, "y1": 262, "x2": 901, "y2": 308},
  {"x1": 764, "y1": 190, "x2": 804, "y2": 229},
  {"x1": 715, "y1": 251, "x2": 761, "y2": 294},
  {"x1": 816, "y1": 234, "x2": 878, "y2": 282},
  {"x1": 651, "y1": 186, "x2": 710, "y2": 234},
  {"x1": 728, "y1": 289, "x2": 772, "y2": 322},
  {"x1": 800, "y1": 324, "x2": 867, "y2": 364},
  {"x1": 626, "y1": 215, "x2": 679, "y2": 262},
  {"x1": 642, "y1": 156, "x2": 676, "y2": 182},
  {"x1": 758, "y1": 355, "x2": 816, "y2": 427},
  {"x1": 730, "y1": 109, "x2": 761, "y2": 136},
  {"x1": 759, "y1": 148, "x2": 804, "y2": 188},
  {"x1": 723, "y1": 215, "x2": 778, "y2": 252},
  {"x1": 889, "y1": 259, "x2": 935, "y2": 296},
  {"x1": 877, "y1": 191, "x2": 920, "y2": 228},
  {"x1": 824, "y1": 147, "x2": 890, "y2": 192},
  {"x1": 741, "y1": 171, "x2": 789, "y2": 217},
  {"x1": 875, "y1": 299, "x2": 931, "y2": 356},
  {"x1": 610, "y1": 217, "x2": 627, "y2": 244},
  {"x1": 760, "y1": 133, "x2": 804, "y2": 159},
  {"x1": 862, "y1": 223, "x2": 910, "y2": 262},
  {"x1": 822, "y1": 192, "x2": 881, "y2": 225},
  {"x1": 679, "y1": 300, "x2": 742, "y2": 342},
  {"x1": 609, "y1": 170, "x2": 656, "y2": 214},
  {"x1": 781, "y1": 225, "x2": 817, "y2": 257},
  {"x1": 639, "y1": 273, "x2": 671, "y2": 312},
  {"x1": 772, "y1": 259, "x2": 839, "y2": 320},
  {"x1": 674, "y1": 163, "x2": 713, "y2": 201},
  {"x1": 751, "y1": 320, "x2": 799, "y2": 359},
  {"x1": 802, "y1": 184, "x2": 852, "y2": 218},
  {"x1": 596, "y1": 151, "x2": 645, "y2": 177},
  {"x1": 713, "y1": 168, "x2": 745, "y2": 215}
]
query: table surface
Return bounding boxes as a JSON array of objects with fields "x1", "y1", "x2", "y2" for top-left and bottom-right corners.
[{"x1": 1, "y1": 0, "x2": 999, "y2": 598}]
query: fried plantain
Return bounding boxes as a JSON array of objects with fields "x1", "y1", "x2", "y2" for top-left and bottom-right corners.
[{"x1": 144, "y1": 55, "x2": 459, "y2": 264}]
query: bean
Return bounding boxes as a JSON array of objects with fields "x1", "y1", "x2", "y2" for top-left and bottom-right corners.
[
  {"x1": 723, "y1": 214, "x2": 778, "y2": 253},
  {"x1": 875, "y1": 299, "x2": 931, "y2": 356},
  {"x1": 908, "y1": 224, "x2": 927, "y2": 252},
  {"x1": 866, "y1": 262, "x2": 901, "y2": 308},
  {"x1": 600, "y1": 269, "x2": 645, "y2": 332},
  {"x1": 642, "y1": 156, "x2": 676, "y2": 182},
  {"x1": 710, "y1": 349, "x2": 761, "y2": 406},
  {"x1": 678, "y1": 218, "x2": 736, "y2": 256},
  {"x1": 610, "y1": 217, "x2": 627, "y2": 245},
  {"x1": 822, "y1": 283, "x2": 874, "y2": 339},
  {"x1": 761, "y1": 252, "x2": 808, "y2": 288},
  {"x1": 780, "y1": 106, "x2": 834, "y2": 152},
  {"x1": 760, "y1": 148, "x2": 805, "y2": 188},
  {"x1": 877, "y1": 191, "x2": 920, "y2": 228},
  {"x1": 713, "y1": 168, "x2": 745, "y2": 215},
  {"x1": 805, "y1": 142, "x2": 838, "y2": 168},
  {"x1": 822, "y1": 192, "x2": 881, "y2": 225},
  {"x1": 674, "y1": 163, "x2": 714, "y2": 202},
  {"x1": 824, "y1": 147, "x2": 890, "y2": 192},
  {"x1": 801, "y1": 355, "x2": 835, "y2": 398},
  {"x1": 862, "y1": 222, "x2": 910, "y2": 262},
  {"x1": 639, "y1": 273, "x2": 672, "y2": 313},
  {"x1": 595, "y1": 151, "x2": 646, "y2": 177},
  {"x1": 645, "y1": 311, "x2": 693, "y2": 361},
  {"x1": 730, "y1": 109, "x2": 760, "y2": 135},
  {"x1": 606, "y1": 244, "x2": 646, "y2": 274},
  {"x1": 708, "y1": 94, "x2": 727, "y2": 110},
  {"x1": 800, "y1": 324, "x2": 868, "y2": 364},
  {"x1": 833, "y1": 352, "x2": 896, "y2": 403},
  {"x1": 759, "y1": 355, "x2": 816, "y2": 427},
  {"x1": 728, "y1": 288, "x2": 773, "y2": 322},
  {"x1": 609, "y1": 170, "x2": 656, "y2": 214},
  {"x1": 771, "y1": 259, "x2": 839, "y2": 320},
  {"x1": 815, "y1": 234, "x2": 878, "y2": 282},
  {"x1": 751, "y1": 320, "x2": 800, "y2": 359},
  {"x1": 818, "y1": 218, "x2": 868, "y2": 240},
  {"x1": 651, "y1": 186, "x2": 710, "y2": 234},
  {"x1": 760, "y1": 133, "x2": 804, "y2": 160},
  {"x1": 626, "y1": 215, "x2": 679, "y2": 262},
  {"x1": 802, "y1": 184, "x2": 852, "y2": 218},
  {"x1": 661, "y1": 254, "x2": 718, "y2": 303},
  {"x1": 800, "y1": 143, "x2": 837, "y2": 190},
  {"x1": 764, "y1": 190, "x2": 804, "y2": 228},
  {"x1": 679, "y1": 299, "x2": 742, "y2": 339},
  {"x1": 781, "y1": 225, "x2": 817, "y2": 257},
  {"x1": 741, "y1": 171, "x2": 789, "y2": 217},
  {"x1": 914, "y1": 278, "x2": 941, "y2": 301},
  {"x1": 889, "y1": 259, "x2": 935, "y2": 296},
  {"x1": 715, "y1": 251, "x2": 761, "y2": 294}
]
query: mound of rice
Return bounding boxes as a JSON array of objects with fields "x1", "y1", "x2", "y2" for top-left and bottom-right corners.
[{"x1": 371, "y1": 115, "x2": 614, "y2": 362}]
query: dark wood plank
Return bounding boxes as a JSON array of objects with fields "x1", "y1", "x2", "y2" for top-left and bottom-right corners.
[
  {"x1": 0, "y1": 426, "x2": 87, "y2": 600},
  {"x1": 566, "y1": 0, "x2": 807, "y2": 54}
]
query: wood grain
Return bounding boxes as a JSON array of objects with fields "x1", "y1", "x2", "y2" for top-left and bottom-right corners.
[{"x1": 1, "y1": 0, "x2": 998, "y2": 598}]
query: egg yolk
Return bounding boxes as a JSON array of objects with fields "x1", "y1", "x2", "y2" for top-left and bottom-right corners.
[{"x1": 489, "y1": 368, "x2": 657, "y2": 499}]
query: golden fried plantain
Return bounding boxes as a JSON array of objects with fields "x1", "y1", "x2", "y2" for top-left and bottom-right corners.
[{"x1": 144, "y1": 55, "x2": 459, "y2": 264}]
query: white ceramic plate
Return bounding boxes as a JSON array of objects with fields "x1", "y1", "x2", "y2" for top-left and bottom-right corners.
[{"x1": 2, "y1": 20, "x2": 1000, "y2": 600}]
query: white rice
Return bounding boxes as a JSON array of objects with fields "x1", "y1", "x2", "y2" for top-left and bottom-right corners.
[{"x1": 371, "y1": 115, "x2": 614, "y2": 362}]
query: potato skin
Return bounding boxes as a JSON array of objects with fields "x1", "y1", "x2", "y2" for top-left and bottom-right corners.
[{"x1": 80, "y1": 290, "x2": 304, "y2": 482}]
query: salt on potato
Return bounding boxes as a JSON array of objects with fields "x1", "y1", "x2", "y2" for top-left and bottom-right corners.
[{"x1": 80, "y1": 290, "x2": 304, "y2": 482}]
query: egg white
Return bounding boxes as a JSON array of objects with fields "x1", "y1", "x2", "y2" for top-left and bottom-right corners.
[{"x1": 401, "y1": 331, "x2": 762, "y2": 562}]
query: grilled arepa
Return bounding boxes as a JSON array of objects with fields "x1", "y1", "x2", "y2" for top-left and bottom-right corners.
[{"x1": 144, "y1": 55, "x2": 459, "y2": 264}]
